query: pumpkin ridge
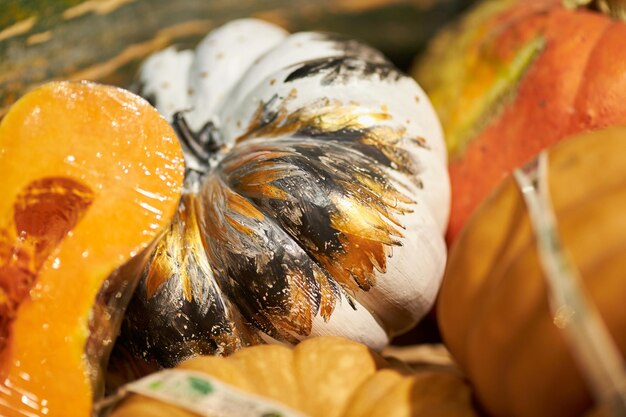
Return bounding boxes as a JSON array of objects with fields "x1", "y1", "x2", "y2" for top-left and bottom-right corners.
[
  {"x1": 206, "y1": 131, "x2": 412, "y2": 340},
  {"x1": 564, "y1": 17, "x2": 616, "y2": 133},
  {"x1": 229, "y1": 93, "x2": 420, "y2": 215},
  {"x1": 283, "y1": 56, "x2": 403, "y2": 86},
  {"x1": 196, "y1": 174, "x2": 337, "y2": 342},
  {"x1": 445, "y1": 183, "x2": 531, "y2": 368},
  {"x1": 121, "y1": 193, "x2": 260, "y2": 366},
  {"x1": 194, "y1": 174, "x2": 391, "y2": 335},
  {"x1": 467, "y1": 235, "x2": 547, "y2": 416},
  {"x1": 210, "y1": 166, "x2": 341, "y2": 297},
  {"x1": 220, "y1": 135, "x2": 413, "y2": 294},
  {"x1": 448, "y1": 35, "x2": 545, "y2": 157},
  {"x1": 339, "y1": 369, "x2": 407, "y2": 417}
]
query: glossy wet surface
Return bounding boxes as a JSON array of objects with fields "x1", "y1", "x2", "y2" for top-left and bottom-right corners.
[{"x1": 0, "y1": 176, "x2": 93, "y2": 363}]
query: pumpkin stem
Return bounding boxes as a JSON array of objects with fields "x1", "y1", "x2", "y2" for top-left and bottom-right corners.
[
  {"x1": 564, "y1": 0, "x2": 626, "y2": 20},
  {"x1": 172, "y1": 112, "x2": 222, "y2": 173}
]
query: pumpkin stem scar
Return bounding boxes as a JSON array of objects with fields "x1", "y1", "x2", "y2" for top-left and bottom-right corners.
[{"x1": 172, "y1": 112, "x2": 223, "y2": 173}]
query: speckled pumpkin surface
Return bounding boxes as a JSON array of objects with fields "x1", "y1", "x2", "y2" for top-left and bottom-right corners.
[
  {"x1": 413, "y1": 0, "x2": 626, "y2": 241},
  {"x1": 117, "y1": 18, "x2": 451, "y2": 369}
]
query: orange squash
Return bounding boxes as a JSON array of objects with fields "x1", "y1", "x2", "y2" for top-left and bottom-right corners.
[
  {"x1": 110, "y1": 336, "x2": 480, "y2": 417},
  {"x1": 0, "y1": 82, "x2": 184, "y2": 417},
  {"x1": 438, "y1": 127, "x2": 626, "y2": 417},
  {"x1": 414, "y1": 0, "x2": 626, "y2": 241}
]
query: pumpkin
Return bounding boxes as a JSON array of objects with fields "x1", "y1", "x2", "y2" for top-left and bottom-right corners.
[
  {"x1": 438, "y1": 127, "x2": 626, "y2": 417},
  {"x1": 0, "y1": 0, "x2": 474, "y2": 117},
  {"x1": 0, "y1": 82, "x2": 185, "y2": 416},
  {"x1": 412, "y1": 0, "x2": 626, "y2": 241},
  {"x1": 116, "y1": 18, "x2": 450, "y2": 368},
  {"x1": 109, "y1": 336, "x2": 479, "y2": 417}
]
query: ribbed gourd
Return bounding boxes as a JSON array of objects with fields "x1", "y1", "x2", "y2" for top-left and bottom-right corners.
[
  {"x1": 111, "y1": 336, "x2": 478, "y2": 417},
  {"x1": 119, "y1": 19, "x2": 450, "y2": 367}
]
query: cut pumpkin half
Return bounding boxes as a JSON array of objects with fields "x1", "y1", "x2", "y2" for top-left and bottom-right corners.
[{"x1": 0, "y1": 81, "x2": 184, "y2": 417}]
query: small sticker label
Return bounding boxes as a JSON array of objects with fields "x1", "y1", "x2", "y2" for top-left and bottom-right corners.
[{"x1": 124, "y1": 370, "x2": 308, "y2": 417}]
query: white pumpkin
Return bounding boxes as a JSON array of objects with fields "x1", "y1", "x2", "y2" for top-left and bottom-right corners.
[{"x1": 120, "y1": 19, "x2": 450, "y2": 366}]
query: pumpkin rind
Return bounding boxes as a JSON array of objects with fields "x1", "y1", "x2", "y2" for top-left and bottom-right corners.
[
  {"x1": 120, "y1": 19, "x2": 450, "y2": 367},
  {"x1": 414, "y1": 0, "x2": 626, "y2": 241},
  {"x1": 109, "y1": 336, "x2": 479, "y2": 417},
  {"x1": 439, "y1": 127, "x2": 626, "y2": 417}
]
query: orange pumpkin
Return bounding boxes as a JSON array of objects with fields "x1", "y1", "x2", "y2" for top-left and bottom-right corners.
[
  {"x1": 109, "y1": 337, "x2": 480, "y2": 417},
  {"x1": 438, "y1": 127, "x2": 626, "y2": 417},
  {"x1": 0, "y1": 82, "x2": 185, "y2": 417},
  {"x1": 414, "y1": 0, "x2": 626, "y2": 241}
]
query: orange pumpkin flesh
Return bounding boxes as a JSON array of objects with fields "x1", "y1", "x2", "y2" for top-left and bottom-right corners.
[
  {"x1": 439, "y1": 127, "x2": 626, "y2": 417},
  {"x1": 0, "y1": 82, "x2": 184, "y2": 417},
  {"x1": 414, "y1": 0, "x2": 626, "y2": 241}
]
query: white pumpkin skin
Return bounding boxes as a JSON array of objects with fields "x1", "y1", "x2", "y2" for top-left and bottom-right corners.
[{"x1": 122, "y1": 19, "x2": 449, "y2": 366}]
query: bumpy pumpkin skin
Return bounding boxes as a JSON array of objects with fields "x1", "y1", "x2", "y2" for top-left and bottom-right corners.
[
  {"x1": 438, "y1": 127, "x2": 626, "y2": 417},
  {"x1": 0, "y1": 82, "x2": 184, "y2": 417},
  {"x1": 413, "y1": 0, "x2": 626, "y2": 241},
  {"x1": 117, "y1": 19, "x2": 450, "y2": 367},
  {"x1": 111, "y1": 336, "x2": 479, "y2": 417}
]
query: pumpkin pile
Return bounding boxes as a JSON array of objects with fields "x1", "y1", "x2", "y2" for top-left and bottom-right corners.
[
  {"x1": 2, "y1": 0, "x2": 626, "y2": 416},
  {"x1": 0, "y1": 16, "x2": 455, "y2": 417},
  {"x1": 415, "y1": 0, "x2": 626, "y2": 416}
]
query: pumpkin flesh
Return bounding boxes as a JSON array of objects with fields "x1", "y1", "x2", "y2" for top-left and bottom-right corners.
[{"x1": 0, "y1": 82, "x2": 184, "y2": 417}]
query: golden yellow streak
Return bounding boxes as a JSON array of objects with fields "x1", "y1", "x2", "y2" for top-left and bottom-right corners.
[
  {"x1": 333, "y1": 0, "x2": 436, "y2": 13},
  {"x1": 157, "y1": 19, "x2": 213, "y2": 39},
  {"x1": 62, "y1": 0, "x2": 136, "y2": 20},
  {"x1": 252, "y1": 10, "x2": 292, "y2": 30},
  {"x1": 26, "y1": 31, "x2": 53, "y2": 46},
  {"x1": 0, "y1": 17, "x2": 37, "y2": 42}
]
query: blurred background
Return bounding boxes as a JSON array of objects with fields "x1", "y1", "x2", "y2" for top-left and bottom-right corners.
[{"x1": 0, "y1": 0, "x2": 476, "y2": 116}]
